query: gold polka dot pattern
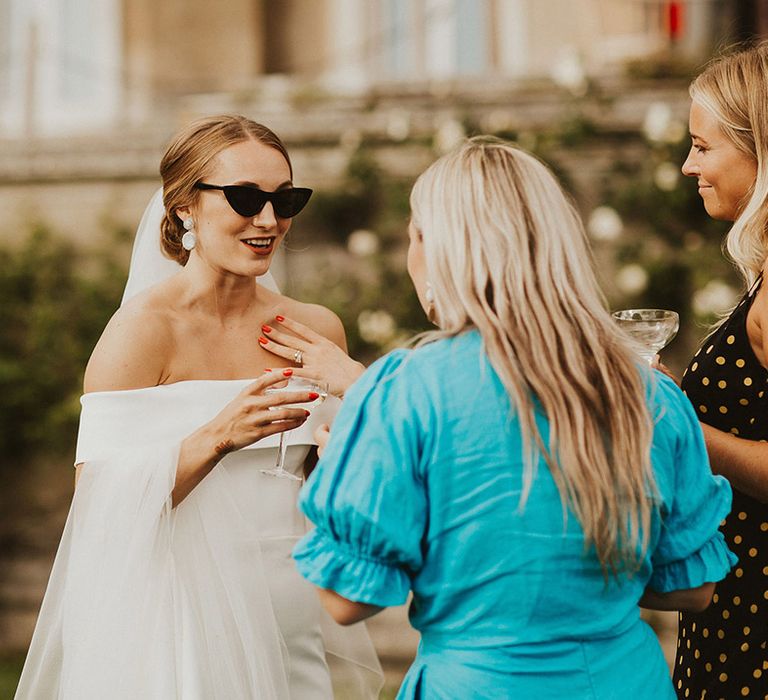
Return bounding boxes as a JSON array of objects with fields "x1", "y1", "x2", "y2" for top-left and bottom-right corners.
[{"x1": 674, "y1": 278, "x2": 768, "y2": 700}]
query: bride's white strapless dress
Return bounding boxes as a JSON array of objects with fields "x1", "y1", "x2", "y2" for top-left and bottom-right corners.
[{"x1": 15, "y1": 380, "x2": 382, "y2": 699}]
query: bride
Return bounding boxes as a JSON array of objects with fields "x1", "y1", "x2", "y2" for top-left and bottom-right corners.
[{"x1": 15, "y1": 115, "x2": 381, "y2": 699}]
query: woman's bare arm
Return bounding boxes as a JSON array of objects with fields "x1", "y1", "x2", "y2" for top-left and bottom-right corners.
[
  {"x1": 655, "y1": 362, "x2": 768, "y2": 502},
  {"x1": 84, "y1": 304, "x2": 170, "y2": 393},
  {"x1": 639, "y1": 582, "x2": 716, "y2": 613},
  {"x1": 699, "y1": 290, "x2": 768, "y2": 502},
  {"x1": 316, "y1": 588, "x2": 383, "y2": 626},
  {"x1": 700, "y1": 424, "x2": 768, "y2": 502}
]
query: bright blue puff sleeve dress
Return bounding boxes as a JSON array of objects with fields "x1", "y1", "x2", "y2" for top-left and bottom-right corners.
[{"x1": 293, "y1": 331, "x2": 736, "y2": 699}]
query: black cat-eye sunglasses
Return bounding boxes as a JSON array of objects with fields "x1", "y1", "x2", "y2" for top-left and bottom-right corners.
[{"x1": 195, "y1": 182, "x2": 313, "y2": 219}]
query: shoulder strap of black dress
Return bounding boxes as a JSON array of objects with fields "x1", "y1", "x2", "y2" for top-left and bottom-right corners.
[{"x1": 747, "y1": 269, "x2": 764, "y2": 298}]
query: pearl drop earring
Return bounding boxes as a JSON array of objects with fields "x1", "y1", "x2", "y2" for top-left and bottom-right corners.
[
  {"x1": 181, "y1": 218, "x2": 196, "y2": 251},
  {"x1": 424, "y1": 282, "x2": 437, "y2": 324}
]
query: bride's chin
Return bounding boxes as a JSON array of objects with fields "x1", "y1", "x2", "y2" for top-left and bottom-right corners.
[
  {"x1": 245, "y1": 260, "x2": 275, "y2": 279},
  {"x1": 234, "y1": 250, "x2": 276, "y2": 271},
  {"x1": 202, "y1": 259, "x2": 273, "y2": 280}
]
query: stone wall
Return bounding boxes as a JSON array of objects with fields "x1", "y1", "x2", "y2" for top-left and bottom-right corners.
[{"x1": 0, "y1": 77, "x2": 691, "y2": 252}]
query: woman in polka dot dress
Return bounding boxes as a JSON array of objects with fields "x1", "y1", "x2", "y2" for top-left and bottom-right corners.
[{"x1": 672, "y1": 42, "x2": 768, "y2": 699}]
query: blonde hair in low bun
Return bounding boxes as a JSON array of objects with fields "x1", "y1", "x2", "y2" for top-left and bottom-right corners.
[
  {"x1": 410, "y1": 137, "x2": 656, "y2": 576},
  {"x1": 158, "y1": 115, "x2": 292, "y2": 265}
]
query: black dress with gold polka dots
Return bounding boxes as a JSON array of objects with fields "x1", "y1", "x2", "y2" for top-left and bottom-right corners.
[{"x1": 674, "y1": 274, "x2": 768, "y2": 700}]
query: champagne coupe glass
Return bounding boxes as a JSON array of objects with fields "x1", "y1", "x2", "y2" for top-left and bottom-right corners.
[
  {"x1": 612, "y1": 309, "x2": 680, "y2": 365},
  {"x1": 261, "y1": 377, "x2": 328, "y2": 481}
]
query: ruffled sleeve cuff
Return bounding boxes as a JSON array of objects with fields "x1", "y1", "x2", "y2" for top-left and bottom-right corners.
[
  {"x1": 293, "y1": 528, "x2": 411, "y2": 607},
  {"x1": 648, "y1": 531, "x2": 738, "y2": 593}
]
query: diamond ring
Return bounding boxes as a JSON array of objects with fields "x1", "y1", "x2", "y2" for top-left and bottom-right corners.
[{"x1": 293, "y1": 349, "x2": 303, "y2": 365}]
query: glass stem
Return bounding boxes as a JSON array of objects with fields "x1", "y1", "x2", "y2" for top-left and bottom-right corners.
[{"x1": 275, "y1": 431, "x2": 288, "y2": 471}]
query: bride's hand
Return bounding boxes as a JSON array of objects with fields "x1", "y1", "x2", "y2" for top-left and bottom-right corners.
[
  {"x1": 208, "y1": 370, "x2": 314, "y2": 452},
  {"x1": 174, "y1": 370, "x2": 314, "y2": 505},
  {"x1": 259, "y1": 315, "x2": 365, "y2": 397}
]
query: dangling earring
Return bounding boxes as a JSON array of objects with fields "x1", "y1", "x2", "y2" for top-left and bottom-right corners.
[
  {"x1": 424, "y1": 281, "x2": 437, "y2": 325},
  {"x1": 182, "y1": 218, "x2": 196, "y2": 251}
]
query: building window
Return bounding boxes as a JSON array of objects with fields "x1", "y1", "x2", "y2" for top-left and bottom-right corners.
[
  {"x1": 56, "y1": 0, "x2": 100, "y2": 101},
  {"x1": 0, "y1": 0, "x2": 11, "y2": 105},
  {"x1": 383, "y1": 0, "x2": 410, "y2": 78},
  {"x1": 0, "y1": 0, "x2": 120, "y2": 137},
  {"x1": 456, "y1": 0, "x2": 489, "y2": 75}
]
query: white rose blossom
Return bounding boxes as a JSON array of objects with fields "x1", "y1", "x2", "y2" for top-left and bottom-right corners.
[
  {"x1": 550, "y1": 47, "x2": 587, "y2": 96},
  {"x1": 358, "y1": 310, "x2": 397, "y2": 345},
  {"x1": 692, "y1": 280, "x2": 739, "y2": 317},
  {"x1": 654, "y1": 162, "x2": 680, "y2": 192},
  {"x1": 615, "y1": 264, "x2": 649, "y2": 296},
  {"x1": 347, "y1": 229, "x2": 380, "y2": 257},
  {"x1": 387, "y1": 109, "x2": 411, "y2": 142},
  {"x1": 643, "y1": 102, "x2": 672, "y2": 143},
  {"x1": 435, "y1": 118, "x2": 466, "y2": 154},
  {"x1": 587, "y1": 206, "x2": 623, "y2": 242}
]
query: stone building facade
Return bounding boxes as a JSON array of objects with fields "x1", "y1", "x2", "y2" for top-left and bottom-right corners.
[
  {"x1": 0, "y1": 0, "x2": 727, "y2": 139},
  {"x1": 0, "y1": 0, "x2": 754, "y2": 249}
]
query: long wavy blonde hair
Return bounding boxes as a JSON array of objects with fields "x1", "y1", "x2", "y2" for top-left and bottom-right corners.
[
  {"x1": 690, "y1": 41, "x2": 768, "y2": 287},
  {"x1": 410, "y1": 137, "x2": 656, "y2": 575}
]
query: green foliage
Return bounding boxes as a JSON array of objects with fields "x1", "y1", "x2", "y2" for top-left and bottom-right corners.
[
  {"x1": 624, "y1": 53, "x2": 698, "y2": 81},
  {"x1": 553, "y1": 112, "x2": 600, "y2": 147},
  {"x1": 297, "y1": 148, "x2": 385, "y2": 244},
  {"x1": 0, "y1": 653, "x2": 25, "y2": 699},
  {"x1": 320, "y1": 250, "x2": 429, "y2": 365},
  {"x1": 0, "y1": 227, "x2": 124, "y2": 467},
  {"x1": 293, "y1": 145, "x2": 413, "y2": 247}
]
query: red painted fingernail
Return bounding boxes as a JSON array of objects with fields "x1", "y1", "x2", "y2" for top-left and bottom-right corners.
[
  {"x1": 262, "y1": 324, "x2": 272, "y2": 333},
  {"x1": 264, "y1": 368, "x2": 272, "y2": 372},
  {"x1": 275, "y1": 315, "x2": 285, "y2": 322},
  {"x1": 258, "y1": 336, "x2": 268, "y2": 345},
  {"x1": 308, "y1": 391, "x2": 319, "y2": 400},
  {"x1": 283, "y1": 369, "x2": 293, "y2": 376},
  {"x1": 304, "y1": 410, "x2": 311, "y2": 417}
]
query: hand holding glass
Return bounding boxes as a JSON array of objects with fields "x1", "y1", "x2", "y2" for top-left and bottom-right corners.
[
  {"x1": 261, "y1": 377, "x2": 328, "y2": 480},
  {"x1": 612, "y1": 309, "x2": 679, "y2": 364}
]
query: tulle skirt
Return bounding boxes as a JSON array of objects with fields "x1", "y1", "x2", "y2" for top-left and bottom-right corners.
[{"x1": 16, "y1": 384, "x2": 382, "y2": 699}]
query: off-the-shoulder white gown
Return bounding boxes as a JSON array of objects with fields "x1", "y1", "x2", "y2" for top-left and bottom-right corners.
[{"x1": 15, "y1": 380, "x2": 381, "y2": 699}]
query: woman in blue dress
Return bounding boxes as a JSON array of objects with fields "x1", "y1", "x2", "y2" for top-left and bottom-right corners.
[{"x1": 292, "y1": 137, "x2": 737, "y2": 699}]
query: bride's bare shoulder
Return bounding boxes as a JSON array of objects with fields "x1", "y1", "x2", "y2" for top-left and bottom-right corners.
[
  {"x1": 277, "y1": 295, "x2": 347, "y2": 349},
  {"x1": 84, "y1": 290, "x2": 174, "y2": 392}
]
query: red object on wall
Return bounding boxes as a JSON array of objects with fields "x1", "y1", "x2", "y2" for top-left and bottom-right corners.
[{"x1": 664, "y1": 1, "x2": 685, "y2": 41}]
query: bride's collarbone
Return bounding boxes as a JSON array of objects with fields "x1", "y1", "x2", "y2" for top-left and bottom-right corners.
[
  {"x1": 172, "y1": 315, "x2": 271, "y2": 346},
  {"x1": 164, "y1": 324, "x2": 290, "y2": 381}
]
